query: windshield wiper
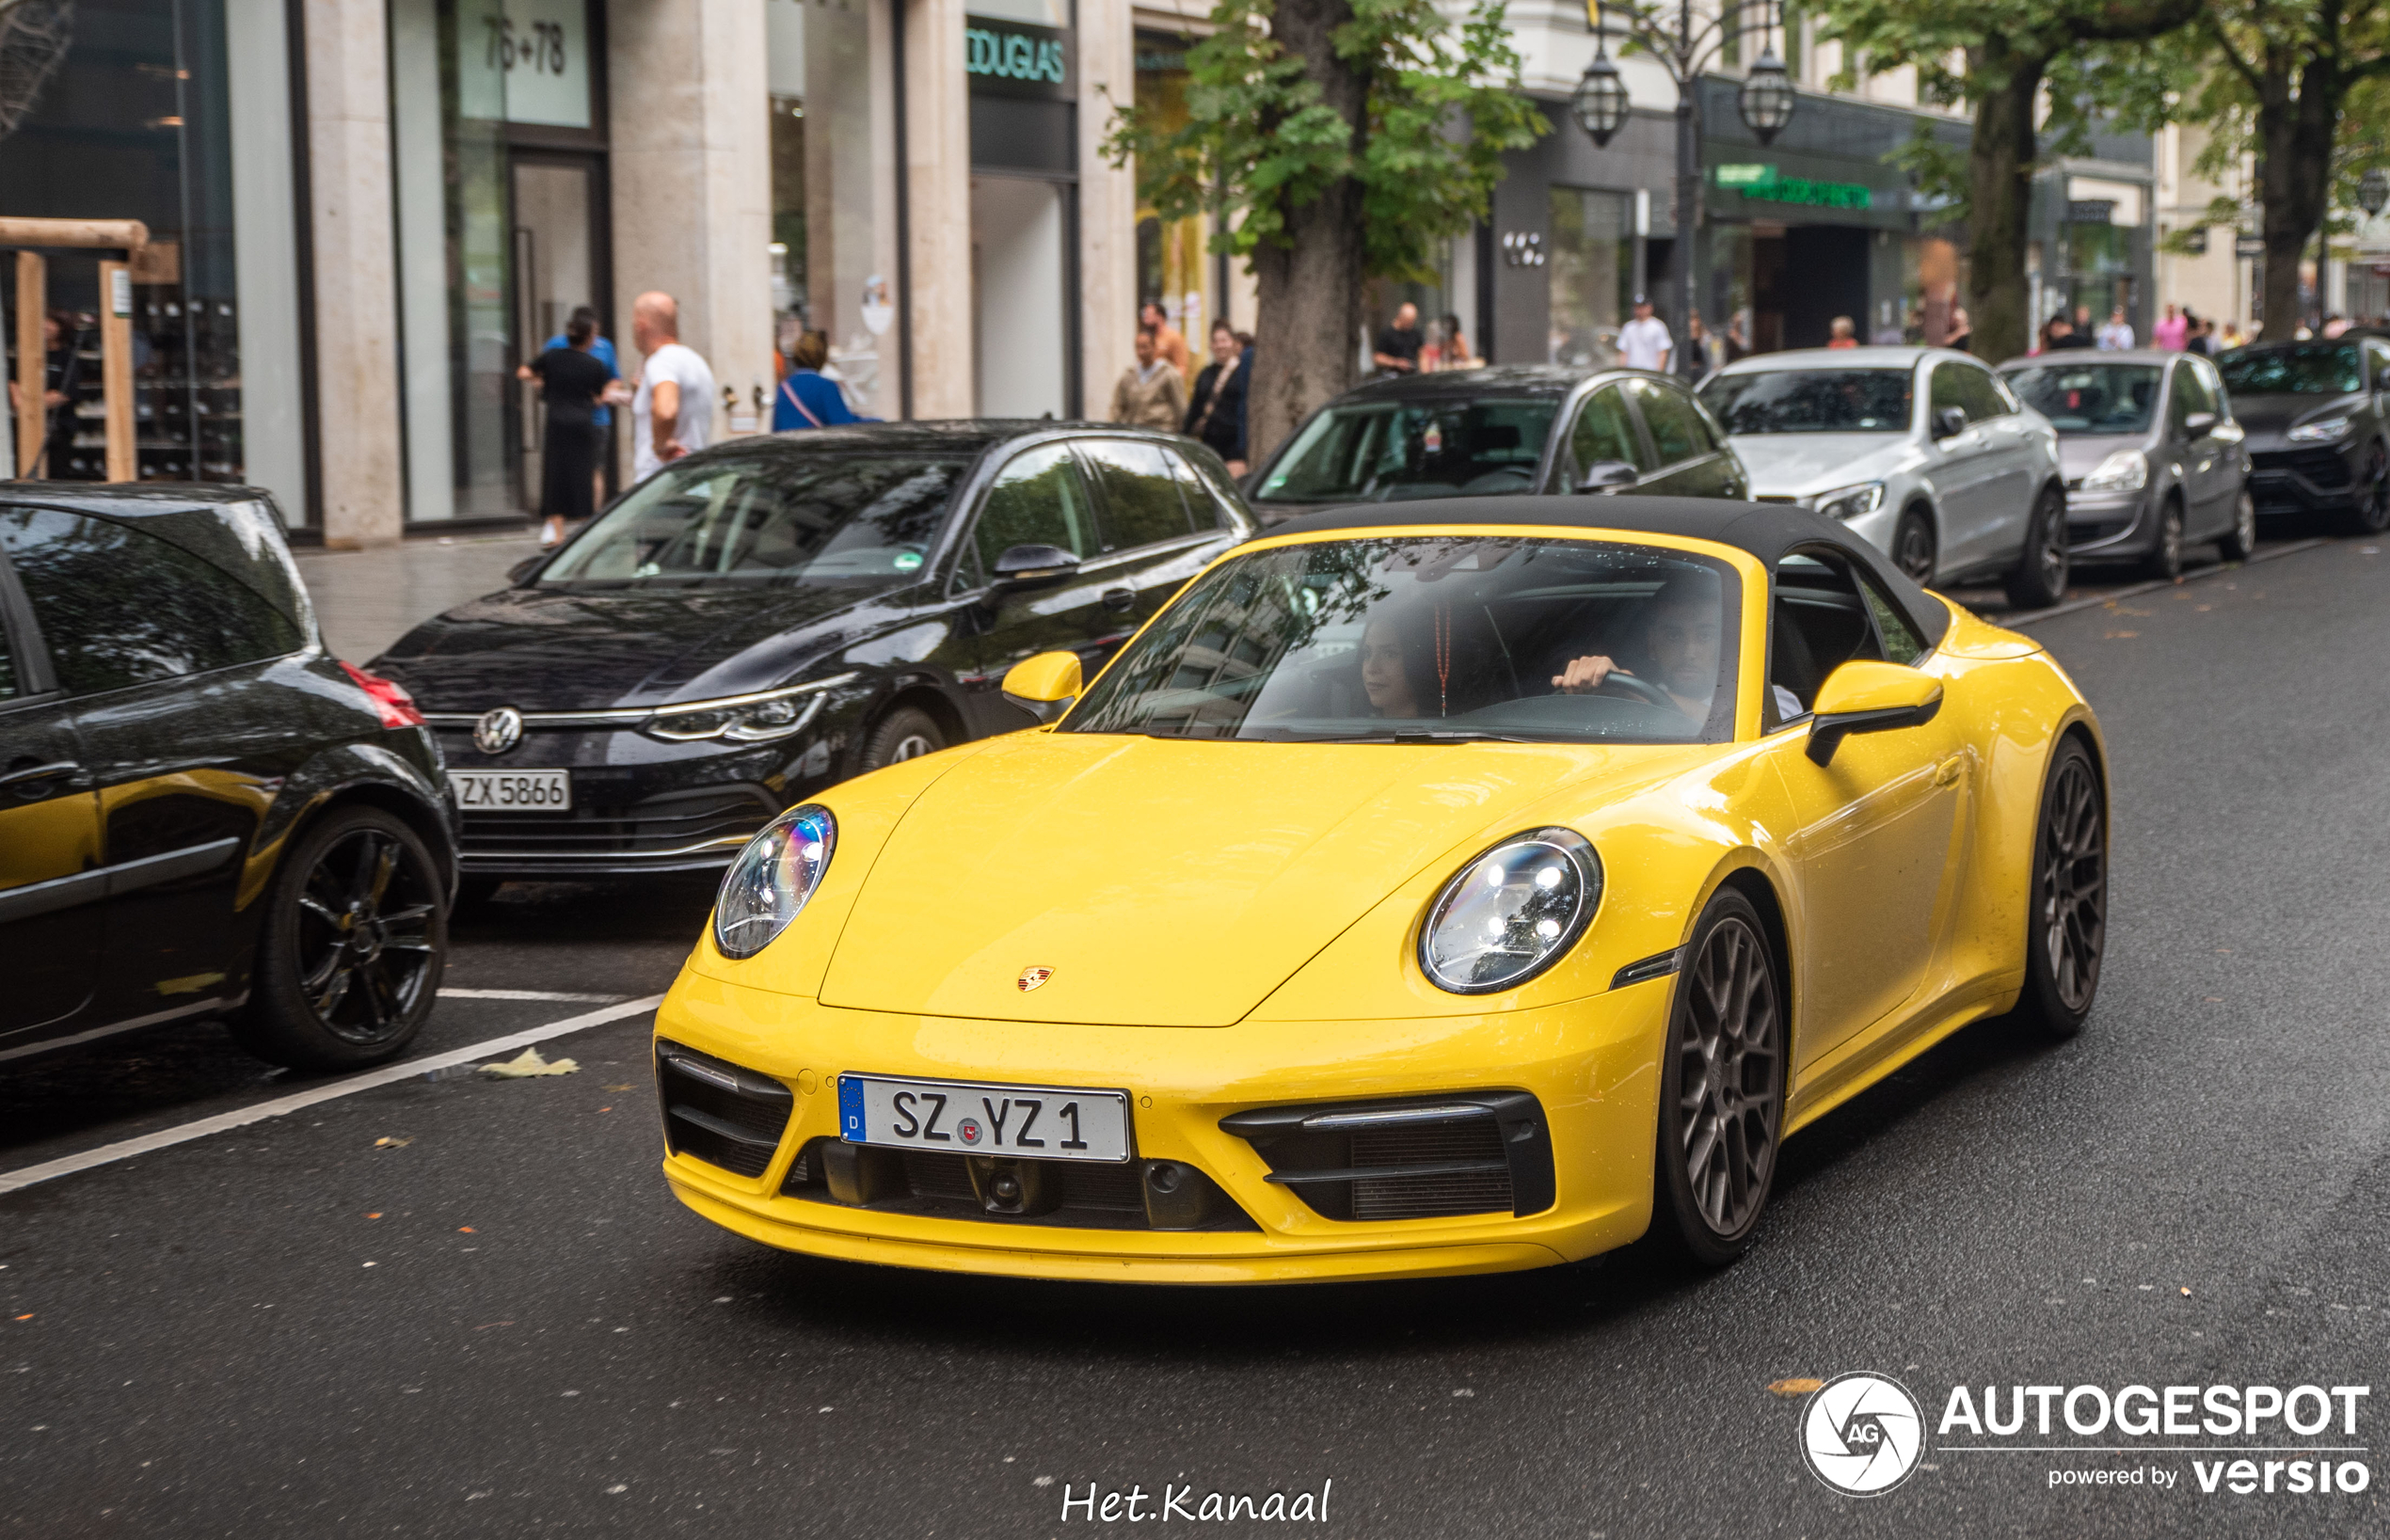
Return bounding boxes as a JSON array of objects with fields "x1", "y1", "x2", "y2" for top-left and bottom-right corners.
[{"x1": 1294, "y1": 727, "x2": 1543, "y2": 744}]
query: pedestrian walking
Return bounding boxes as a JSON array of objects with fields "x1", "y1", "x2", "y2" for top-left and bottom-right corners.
[
  {"x1": 2096, "y1": 307, "x2": 2135, "y2": 350},
  {"x1": 538, "y1": 306, "x2": 618, "y2": 511},
  {"x1": 1824, "y1": 316, "x2": 1858, "y2": 349},
  {"x1": 1722, "y1": 314, "x2": 1750, "y2": 363},
  {"x1": 6, "y1": 310, "x2": 81, "y2": 476},
  {"x1": 629, "y1": 291, "x2": 715, "y2": 483},
  {"x1": 1184, "y1": 320, "x2": 1250, "y2": 474},
  {"x1": 1437, "y1": 313, "x2": 1478, "y2": 369},
  {"x1": 1945, "y1": 304, "x2": 1974, "y2": 354},
  {"x1": 1372, "y1": 303, "x2": 1425, "y2": 376},
  {"x1": 1681, "y1": 311, "x2": 1721, "y2": 378},
  {"x1": 2152, "y1": 302, "x2": 2188, "y2": 352},
  {"x1": 1617, "y1": 296, "x2": 1672, "y2": 372},
  {"x1": 1140, "y1": 300, "x2": 1191, "y2": 380},
  {"x1": 2047, "y1": 314, "x2": 2095, "y2": 351},
  {"x1": 1111, "y1": 325, "x2": 1187, "y2": 430},
  {"x1": 520, "y1": 311, "x2": 613, "y2": 548},
  {"x1": 773, "y1": 329, "x2": 863, "y2": 431}
]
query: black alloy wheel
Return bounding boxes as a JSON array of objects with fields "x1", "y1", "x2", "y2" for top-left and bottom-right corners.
[
  {"x1": 2219, "y1": 488, "x2": 2258, "y2": 563},
  {"x1": 863, "y1": 704, "x2": 947, "y2": 770},
  {"x1": 230, "y1": 806, "x2": 448, "y2": 1071},
  {"x1": 1654, "y1": 888, "x2": 1785, "y2": 1264},
  {"x1": 2015, "y1": 738, "x2": 2106, "y2": 1037},
  {"x1": 1893, "y1": 509, "x2": 1936, "y2": 584},
  {"x1": 2144, "y1": 496, "x2": 2186, "y2": 580},
  {"x1": 2004, "y1": 484, "x2": 2071, "y2": 610},
  {"x1": 2350, "y1": 444, "x2": 2390, "y2": 536}
]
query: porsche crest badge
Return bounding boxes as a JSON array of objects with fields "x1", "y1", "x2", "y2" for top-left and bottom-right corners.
[{"x1": 1017, "y1": 966, "x2": 1054, "y2": 992}]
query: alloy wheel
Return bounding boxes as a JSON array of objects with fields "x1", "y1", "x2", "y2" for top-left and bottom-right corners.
[
  {"x1": 293, "y1": 827, "x2": 440, "y2": 1044},
  {"x1": 2229, "y1": 492, "x2": 2256, "y2": 559},
  {"x1": 2367, "y1": 449, "x2": 2390, "y2": 532},
  {"x1": 2035, "y1": 496, "x2": 2069, "y2": 594},
  {"x1": 1676, "y1": 914, "x2": 1782, "y2": 1237},
  {"x1": 1895, "y1": 516, "x2": 1935, "y2": 582},
  {"x1": 2036, "y1": 754, "x2": 2106, "y2": 1013},
  {"x1": 888, "y1": 732, "x2": 937, "y2": 762}
]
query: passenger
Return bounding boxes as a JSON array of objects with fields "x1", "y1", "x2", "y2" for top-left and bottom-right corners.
[{"x1": 1359, "y1": 614, "x2": 1426, "y2": 719}]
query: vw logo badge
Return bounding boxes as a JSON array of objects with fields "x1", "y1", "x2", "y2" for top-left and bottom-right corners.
[
  {"x1": 1017, "y1": 966, "x2": 1054, "y2": 992},
  {"x1": 473, "y1": 706, "x2": 525, "y2": 755}
]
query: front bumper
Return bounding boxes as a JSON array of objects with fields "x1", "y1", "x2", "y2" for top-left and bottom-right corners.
[
  {"x1": 2061, "y1": 487, "x2": 2153, "y2": 555},
  {"x1": 653, "y1": 969, "x2": 1674, "y2": 1283},
  {"x1": 2249, "y1": 445, "x2": 2358, "y2": 514}
]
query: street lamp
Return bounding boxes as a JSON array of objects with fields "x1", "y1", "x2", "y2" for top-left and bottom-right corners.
[
  {"x1": 2360, "y1": 167, "x2": 2389, "y2": 217},
  {"x1": 1568, "y1": 3, "x2": 1797, "y2": 371}
]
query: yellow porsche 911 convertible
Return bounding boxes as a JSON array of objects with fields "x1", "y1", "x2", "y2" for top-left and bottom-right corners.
[{"x1": 653, "y1": 497, "x2": 2106, "y2": 1283}]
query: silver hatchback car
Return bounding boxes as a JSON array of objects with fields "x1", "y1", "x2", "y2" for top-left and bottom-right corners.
[{"x1": 1699, "y1": 346, "x2": 2071, "y2": 607}]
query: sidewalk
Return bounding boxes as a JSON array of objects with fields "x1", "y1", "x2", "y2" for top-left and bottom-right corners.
[{"x1": 295, "y1": 530, "x2": 541, "y2": 662}]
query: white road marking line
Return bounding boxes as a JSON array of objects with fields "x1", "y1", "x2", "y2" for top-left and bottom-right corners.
[
  {"x1": 1997, "y1": 536, "x2": 2334, "y2": 627},
  {"x1": 0, "y1": 994, "x2": 666, "y2": 1197},
  {"x1": 438, "y1": 989, "x2": 629, "y2": 1003}
]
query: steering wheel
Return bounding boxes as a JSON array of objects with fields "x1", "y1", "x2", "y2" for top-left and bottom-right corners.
[{"x1": 1584, "y1": 671, "x2": 1678, "y2": 710}]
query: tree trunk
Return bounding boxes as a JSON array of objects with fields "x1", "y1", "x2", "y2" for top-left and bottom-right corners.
[
  {"x1": 1247, "y1": 0, "x2": 1367, "y2": 468},
  {"x1": 2254, "y1": 56, "x2": 2342, "y2": 338},
  {"x1": 1963, "y1": 44, "x2": 2046, "y2": 366}
]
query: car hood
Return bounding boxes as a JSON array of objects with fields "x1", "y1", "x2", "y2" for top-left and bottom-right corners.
[
  {"x1": 369, "y1": 583, "x2": 901, "y2": 711},
  {"x1": 816, "y1": 728, "x2": 1710, "y2": 1026},
  {"x1": 1726, "y1": 433, "x2": 1911, "y2": 497},
  {"x1": 2231, "y1": 391, "x2": 2365, "y2": 449},
  {"x1": 2056, "y1": 434, "x2": 2150, "y2": 481}
]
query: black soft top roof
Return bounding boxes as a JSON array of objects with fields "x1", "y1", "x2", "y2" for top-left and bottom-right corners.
[{"x1": 1260, "y1": 493, "x2": 1952, "y2": 649}]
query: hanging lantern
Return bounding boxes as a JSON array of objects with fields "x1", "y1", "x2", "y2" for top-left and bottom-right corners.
[
  {"x1": 1571, "y1": 45, "x2": 1631, "y2": 148},
  {"x1": 2360, "y1": 167, "x2": 2389, "y2": 217},
  {"x1": 1738, "y1": 49, "x2": 1796, "y2": 147}
]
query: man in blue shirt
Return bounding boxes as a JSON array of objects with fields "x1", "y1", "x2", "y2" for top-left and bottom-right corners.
[{"x1": 773, "y1": 329, "x2": 868, "y2": 430}]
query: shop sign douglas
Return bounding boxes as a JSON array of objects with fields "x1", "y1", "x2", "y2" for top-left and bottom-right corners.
[{"x1": 965, "y1": 13, "x2": 1072, "y2": 101}]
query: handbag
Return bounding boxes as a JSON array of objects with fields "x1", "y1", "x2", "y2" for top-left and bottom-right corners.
[{"x1": 1188, "y1": 354, "x2": 1241, "y2": 439}]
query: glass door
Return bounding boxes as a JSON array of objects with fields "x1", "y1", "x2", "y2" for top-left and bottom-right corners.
[{"x1": 509, "y1": 155, "x2": 604, "y2": 512}]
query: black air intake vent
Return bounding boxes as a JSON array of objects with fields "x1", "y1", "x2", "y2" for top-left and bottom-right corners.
[
  {"x1": 1219, "y1": 1091, "x2": 1555, "y2": 1221},
  {"x1": 656, "y1": 1040, "x2": 793, "y2": 1179},
  {"x1": 783, "y1": 1139, "x2": 1256, "y2": 1231}
]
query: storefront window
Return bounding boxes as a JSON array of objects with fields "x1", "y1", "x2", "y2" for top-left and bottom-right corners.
[
  {"x1": 767, "y1": 0, "x2": 892, "y2": 418},
  {"x1": 1549, "y1": 187, "x2": 1633, "y2": 366},
  {"x1": 1134, "y1": 29, "x2": 1206, "y2": 345},
  {"x1": 0, "y1": 0, "x2": 302, "y2": 516},
  {"x1": 968, "y1": 0, "x2": 1076, "y2": 419},
  {"x1": 2066, "y1": 222, "x2": 2134, "y2": 331}
]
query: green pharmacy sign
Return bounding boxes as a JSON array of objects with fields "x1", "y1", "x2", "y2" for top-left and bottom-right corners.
[{"x1": 1713, "y1": 163, "x2": 1873, "y2": 211}]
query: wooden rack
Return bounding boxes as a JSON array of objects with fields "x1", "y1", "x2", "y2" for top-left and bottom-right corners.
[{"x1": 5, "y1": 216, "x2": 151, "y2": 482}]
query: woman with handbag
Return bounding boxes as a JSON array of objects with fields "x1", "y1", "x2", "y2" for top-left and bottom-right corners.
[{"x1": 1183, "y1": 321, "x2": 1251, "y2": 474}]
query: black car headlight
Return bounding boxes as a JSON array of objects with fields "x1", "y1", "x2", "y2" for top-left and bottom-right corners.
[
  {"x1": 642, "y1": 673, "x2": 858, "y2": 744},
  {"x1": 1419, "y1": 828, "x2": 1602, "y2": 994},
  {"x1": 713, "y1": 804, "x2": 836, "y2": 959}
]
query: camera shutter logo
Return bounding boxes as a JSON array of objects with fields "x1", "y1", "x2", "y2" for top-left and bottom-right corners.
[
  {"x1": 1800, "y1": 1373, "x2": 1926, "y2": 1495},
  {"x1": 474, "y1": 707, "x2": 525, "y2": 755}
]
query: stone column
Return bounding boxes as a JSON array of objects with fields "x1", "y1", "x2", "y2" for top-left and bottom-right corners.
[
  {"x1": 609, "y1": 0, "x2": 775, "y2": 448},
  {"x1": 1076, "y1": 0, "x2": 1137, "y2": 421},
  {"x1": 902, "y1": 0, "x2": 973, "y2": 418},
  {"x1": 303, "y1": 0, "x2": 406, "y2": 547}
]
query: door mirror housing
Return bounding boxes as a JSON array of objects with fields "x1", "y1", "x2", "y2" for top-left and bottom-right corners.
[
  {"x1": 1930, "y1": 405, "x2": 1969, "y2": 440},
  {"x1": 507, "y1": 554, "x2": 547, "y2": 586},
  {"x1": 1574, "y1": 460, "x2": 1639, "y2": 493},
  {"x1": 1805, "y1": 659, "x2": 1944, "y2": 766},
  {"x1": 987, "y1": 543, "x2": 1081, "y2": 596},
  {"x1": 2182, "y1": 410, "x2": 2217, "y2": 437},
  {"x1": 1000, "y1": 650, "x2": 1083, "y2": 724}
]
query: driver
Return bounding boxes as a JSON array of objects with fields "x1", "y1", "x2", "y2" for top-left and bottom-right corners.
[{"x1": 1551, "y1": 571, "x2": 1723, "y2": 725}]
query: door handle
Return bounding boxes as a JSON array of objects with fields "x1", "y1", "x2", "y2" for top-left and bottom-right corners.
[
  {"x1": 1934, "y1": 755, "x2": 1964, "y2": 788},
  {"x1": 0, "y1": 759, "x2": 81, "y2": 796},
  {"x1": 1101, "y1": 587, "x2": 1137, "y2": 613}
]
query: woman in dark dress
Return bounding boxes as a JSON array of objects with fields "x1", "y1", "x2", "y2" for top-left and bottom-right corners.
[
  {"x1": 1182, "y1": 320, "x2": 1251, "y2": 474},
  {"x1": 523, "y1": 314, "x2": 612, "y2": 547}
]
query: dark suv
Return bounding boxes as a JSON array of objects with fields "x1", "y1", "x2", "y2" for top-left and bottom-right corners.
[
  {"x1": 2219, "y1": 339, "x2": 2390, "y2": 533},
  {"x1": 1, "y1": 487, "x2": 456, "y2": 1071}
]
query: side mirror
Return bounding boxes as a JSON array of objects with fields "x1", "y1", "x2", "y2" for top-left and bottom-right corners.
[
  {"x1": 507, "y1": 555, "x2": 547, "y2": 585},
  {"x1": 1931, "y1": 405, "x2": 1969, "y2": 440},
  {"x1": 988, "y1": 543, "x2": 1081, "y2": 596},
  {"x1": 1000, "y1": 650, "x2": 1083, "y2": 725},
  {"x1": 1805, "y1": 659, "x2": 1944, "y2": 766},
  {"x1": 1574, "y1": 460, "x2": 1639, "y2": 493},
  {"x1": 2182, "y1": 410, "x2": 2217, "y2": 436}
]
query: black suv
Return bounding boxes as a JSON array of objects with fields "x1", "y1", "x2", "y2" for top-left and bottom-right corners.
[
  {"x1": 371, "y1": 421, "x2": 1254, "y2": 891},
  {"x1": 2219, "y1": 339, "x2": 2390, "y2": 533},
  {"x1": 0, "y1": 487, "x2": 456, "y2": 1071}
]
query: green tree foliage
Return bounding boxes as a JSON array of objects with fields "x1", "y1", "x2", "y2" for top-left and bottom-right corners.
[
  {"x1": 1813, "y1": 0, "x2": 2202, "y2": 362},
  {"x1": 1105, "y1": 0, "x2": 1544, "y2": 457}
]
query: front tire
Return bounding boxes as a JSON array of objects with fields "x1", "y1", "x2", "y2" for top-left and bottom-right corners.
[
  {"x1": 2004, "y1": 484, "x2": 2070, "y2": 610},
  {"x1": 1653, "y1": 889, "x2": 1786, "y2": 1266},
  {"x1": 229, "y1": 805, "x2": 448, "y2": 1071},
  {"x1": 2143, "y1": 496, "x2": 2186, "y2": 580},
  {"x1": 2218, "y1": 488, "x2": 2258, "y2": 562},
  {"x1": 2346, "y1": 442, "x2": 2390, "y2": 536},
  {"x1": 2014, "y1": 738, "x2": 2106, "y2": 1038},
  {"x1": 1892, "y1": 508, "x2": 1937, "y2": 584},
  {"x1": 862, "y1": 705, "x2": 947, "y2": 770}
]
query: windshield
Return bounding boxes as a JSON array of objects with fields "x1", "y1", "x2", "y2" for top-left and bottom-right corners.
[
  {"x1": 540, "y1": 452, "x2": 966, "y2": 587},
  {"x1": 2219, "y1": 345, "x2": 2361, "y2": 396},
  {"x1": 2000, "y1": 362, "x2": 2162, "y2": 435},
  {"x1": 1065, "y1": 536, "x2": 1740, "y2": 744},
  {"x1": 1254, "y1": 399, "x2": 1559, "y2": 503},
  {"x1": 1700, "y1": 369, "x2": 1915, "y2": 434}
]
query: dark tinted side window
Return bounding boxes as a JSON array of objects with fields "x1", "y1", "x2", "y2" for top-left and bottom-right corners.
[
  {"x1": 0, "y1": 506, "x2": 303, "y2": 694},
  {"x1": 1567, "y1": 386, "x2": 1646, "y2": 477},
  {"x1": 1164, "y1": 448, "x2": 1230, "y2": 530},
  {"x1": 972, "y1": 445, "x2": 1098, "y2": 577},
  {"x1": 2169, "y1": 363, "x2": 2216, "y2": 430},
  {"x1": 1627, "y1": 378, "x2": 1712, "y2": 465},
  {"x1": 1081, "y1": 439, "x2": 1195, "y2": 549},
  {"x1": 1940, "y1": 363, "x2": 2010, "y2": 422},
  {"x1": 0, "y1": 600, "x2": 17, "y2": 701}
]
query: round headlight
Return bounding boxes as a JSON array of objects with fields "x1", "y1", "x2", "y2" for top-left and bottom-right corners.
[
  {"x1": 1419, "y1": 828, "x2": 1601, "y2": 994},
  {"x1": 713, "y1": 803, "x2": 836, "y2": 959}
]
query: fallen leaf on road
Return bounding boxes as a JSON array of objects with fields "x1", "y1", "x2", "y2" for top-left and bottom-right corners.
[
  {"x1": 605, "y1": 1084, "x2": 634, "y2": 1092},
  {"x1": 1769, "y1": 1378, "x2": 1824, "y2": 1396},
  {"x1": 365, "y1": 1213, "x2": 382, "y2": 1219},
  {"x1": 374, "y1": 1136, "x2": 412, "y2": 1149},
  {"x1": 2104, "y1": 630, "x2": 2141, "y2": 639},
  {"x1": 2181, "y1": 1287, "x2": 2192, "y2": 1296},
  {"x1": 458, "y1": 1227, "x2": 475, "y2": 1233},
  {"x1": 13, "y1": 1313, "x2": 31, "y2": 1321},
  {"x1": 480, "y1": 1047, "x2": 580, "y2": 1078},
  {"x1": 598, "y1": 1106, "x2": 613, "y2": 1113}
]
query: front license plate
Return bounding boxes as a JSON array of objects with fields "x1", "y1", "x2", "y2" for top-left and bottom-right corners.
[
  {"x1": 449, "y1": 769, "x2": 572, "y2": 811},
  {"x1": 836, "y1": 1074, "x2": 1133, "y2": 1163}
]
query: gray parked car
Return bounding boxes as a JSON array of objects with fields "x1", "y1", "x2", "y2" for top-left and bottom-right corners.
[
  {"x1": 1998, "y1": 350, "x2": 2256, "y2": 579},
  {"x1": 1698, "y1": 346, "x2": 2071, "y2": 608}
]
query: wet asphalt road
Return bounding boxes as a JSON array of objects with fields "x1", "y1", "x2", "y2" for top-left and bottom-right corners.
[{"x1": 6, "y1": 526, "x2": 2389, "y2": 1538}]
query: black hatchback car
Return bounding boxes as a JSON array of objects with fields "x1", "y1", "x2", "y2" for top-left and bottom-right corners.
[
  {"x1": 0, "y1": 486, "x2": 456, "y2": 1072},
  {"x1": 1246, "y1": 365, "x2": 1748, "y2": 519},
  {"x1": 2219, "y1": 338, "x2": 2390, "y2": 533},
  {"x1": 371, "y1": 421, "x2": 1255, "y2": 889}
]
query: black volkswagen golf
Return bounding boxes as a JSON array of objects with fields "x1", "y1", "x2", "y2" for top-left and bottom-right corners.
[
  {"x1": 372, "y1": 421, "x2": 1254, "y2": 891},
  {"x1": 1, "y1": 486, "x2": 456, "y2": 1072}
]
